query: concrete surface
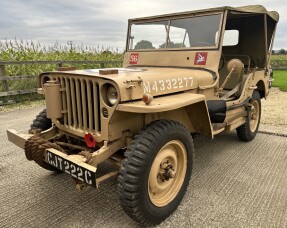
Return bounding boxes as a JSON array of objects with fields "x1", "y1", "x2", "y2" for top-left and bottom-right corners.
[{"x1": 0, "y1": 106, "x2": 287, "y2": 228}]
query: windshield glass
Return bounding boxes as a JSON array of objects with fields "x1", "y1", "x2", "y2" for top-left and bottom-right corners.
[{"x1": 128, "y1": 13, "x2": 222, "y2": 50}]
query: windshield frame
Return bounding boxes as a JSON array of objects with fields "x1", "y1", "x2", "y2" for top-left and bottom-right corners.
[{"x1": 126, "y1": 11, "x2": 224, "y2": 52}]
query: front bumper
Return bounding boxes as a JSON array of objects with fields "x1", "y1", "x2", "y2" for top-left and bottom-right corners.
[{"x1": 6, "y1": 129, "x2": 122, "y2": 188}]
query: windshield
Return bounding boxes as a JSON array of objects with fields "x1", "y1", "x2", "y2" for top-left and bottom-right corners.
[{"x1": 128, "y1": 13, "x2": 222, "y2": 50}]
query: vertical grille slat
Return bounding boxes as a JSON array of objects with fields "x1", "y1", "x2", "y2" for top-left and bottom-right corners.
[
  {"x1": 87, "y1": 81, "x2": 93, "y2": 132},
  {"x1": 60, "y1": 77, "x2": 67, "y2": 126},
  {"x1": 96, "y1": 84, "x2": 101, "y2": 131},
  {"x1": 70, "y1": 78, "x2": 77, "y2": 127},
  {"x1": 65, "y1": 78, "x2": 72, "y2": 126},
  {"x1": 81, "y1": 80, "x2": 88, "y2": 132},
  {"x1": 58, "y1": 76, "x2": 101, "y2": 134},
  {"x1": 75, "y1": 79, "x2": 82, "y2": 128},
  {"x1": 93, "y1": 82, "x2": 99, "y2": 131}
]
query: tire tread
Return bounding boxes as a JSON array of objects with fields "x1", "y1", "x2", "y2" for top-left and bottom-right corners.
[
  {"x1": 237, "y1": 91, "x2": 261, "y2": 141},
  {"x1": 30, "y1": 109, "x2": 52, "y2": 131}
]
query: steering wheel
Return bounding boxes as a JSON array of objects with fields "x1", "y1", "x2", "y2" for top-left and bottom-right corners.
[
  {"x1": 218, "y1": 54, "x2": 225, "y2": 71},
  {"x1": 190, "y1": 42, "x2": 214, "y2": 47}
]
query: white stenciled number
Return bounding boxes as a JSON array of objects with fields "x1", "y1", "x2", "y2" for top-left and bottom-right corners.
[
  {"x1": 183, "y1": 78, "x2": 188, "y2": 87},
  {"x1": 64, "y1": 161, "x2": 70, "y2": 174},
  {"x1": 130, "y1": 55, "x2": 138, "y2": 62},
  {"x1": 189, "y1": 77, "x2": 194, "y2": 86},
  {"x1": 77, "y1": 167, "x2": 84, "y2": 181},
  {"x1": 159, "y1": 80, "x2": 165, "y2": 91},
  {"x1": 145, "y1": 77, "x2": 194, "y2": 93},
  {"x1": 166, "y1": 79, "x2": 171, "y2": 90},
  {"x1": 70, "y1": 164, "x2": 77, "y2": 178},
  {"x1": 178, "y1": 78, "x2": 183, "y2": 88},
  {"x1": 152, "y1": 81, "x2": 158, "y2": 92},
  {"x1": 172, "y1": 79, "x2": 178, "y2": 89}
]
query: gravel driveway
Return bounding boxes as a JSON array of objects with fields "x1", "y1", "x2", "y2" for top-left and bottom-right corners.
[{"x1": 261, "y1": 87, "x2": 287, "y2": 128}]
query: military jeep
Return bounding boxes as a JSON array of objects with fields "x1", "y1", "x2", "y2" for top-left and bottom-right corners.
[{"x1": 7, "y1": 5, "x2": 279, "y2": 226}]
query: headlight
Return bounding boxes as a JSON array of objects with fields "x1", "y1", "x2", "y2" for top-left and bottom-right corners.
[{"x1": 107, "y1": 85, "x2": 118, "y2": 106}]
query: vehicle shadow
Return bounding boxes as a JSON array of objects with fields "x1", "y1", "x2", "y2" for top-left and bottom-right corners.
[
  {"x1": 31, "y1": 131, "x2": 250, "y2": 227},
  {"x1": 33, "y1": 161, "x2": 139, "y2": 227}
]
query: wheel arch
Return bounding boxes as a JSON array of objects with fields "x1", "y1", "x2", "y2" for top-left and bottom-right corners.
[{"x1": 256, "y1": 80, "x2": 266, "y2": 98}]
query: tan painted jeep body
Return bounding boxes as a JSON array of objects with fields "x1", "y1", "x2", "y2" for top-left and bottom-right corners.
[{"x1": 7, "y1": 5, "x2": 279, "y2": 226}]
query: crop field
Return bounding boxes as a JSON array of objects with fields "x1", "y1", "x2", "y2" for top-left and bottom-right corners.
[
  {"x1": 271, "y1": 54, "x2": 287, "y2": 61},
  {"x1": 0, "y1": 39, "x2": 123, "y2": 102},
  {"x1": 0, "y1": 39, "x2": 123, "y2": 75},
  {"x1": 270, "y1": 55, "x2": 287, "y2": 70}
]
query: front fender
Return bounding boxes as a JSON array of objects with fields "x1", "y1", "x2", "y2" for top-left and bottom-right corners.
[
  {"x1": 116, "y1": 93, "x2": 213, "y2": 138},
  {"x1": 116, "y1": 93, "x2": 205, "y2": 113}
]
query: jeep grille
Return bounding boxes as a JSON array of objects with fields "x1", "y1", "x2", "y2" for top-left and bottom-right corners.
[{"x1": 57, "y1": 76, "x2": 101, "y2": 134}]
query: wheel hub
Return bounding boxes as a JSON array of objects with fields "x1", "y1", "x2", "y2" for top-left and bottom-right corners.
[
  {"x1": 148, "y1": 140, "x2": 187, "y2": 207},
  {"x1": 159, "y1": 160, "x2": 176, "y2": 181}
]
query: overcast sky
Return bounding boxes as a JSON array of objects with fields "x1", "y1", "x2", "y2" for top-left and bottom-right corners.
[{"x1": 0, "y1": 0, "x2": 286, "y2": 51}]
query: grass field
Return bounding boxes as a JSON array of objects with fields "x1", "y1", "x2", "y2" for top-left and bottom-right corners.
[{"x1": 273, "y1": 70, "x2": 287, "y2": 92}]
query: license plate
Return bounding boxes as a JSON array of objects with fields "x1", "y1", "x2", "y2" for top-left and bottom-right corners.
[{"x1": 46, "y1": 150, "x2": 97, "y2": 187}]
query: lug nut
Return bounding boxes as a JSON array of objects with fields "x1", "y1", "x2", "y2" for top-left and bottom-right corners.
[{"x1": 168, "y1": 169, "x2": 176, "y2": 178}]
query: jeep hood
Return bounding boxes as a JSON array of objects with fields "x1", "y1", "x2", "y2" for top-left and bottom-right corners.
[{"x1": 43, "y1": 67, "x2": 216, "y2": 102}]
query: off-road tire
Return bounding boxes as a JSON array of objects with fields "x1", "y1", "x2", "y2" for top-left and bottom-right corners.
[
  {"x1": 118, "y1": 120, "x2": 193, "y2": 226},
  {"x1": 236, "y1": 90, "x2": 261, "y2": 141},
  {"x1": 29, "y1": 109, "x2": 52, "y2": 132}
]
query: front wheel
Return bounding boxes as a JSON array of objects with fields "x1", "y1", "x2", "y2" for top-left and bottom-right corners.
[
  {"x1": 118, "y1": 120, "x2": 193, "y2": 226},
  {"x1": 26, "y1": 109, "x2": 58, "y2": 171},
  {"x1": 29, "y1": 109, "x2": 52, "y2": 133},
  {"x1": 236, "y1": 90, "x2": 261, "y2": 141}
]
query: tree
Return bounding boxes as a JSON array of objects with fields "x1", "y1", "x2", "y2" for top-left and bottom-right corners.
[
  {"x1": 278, "y1": 49, "x2": 286, "y2": 55},
  {"x1": 134, "y1": 40, "x2": 155, "y2": 49},
  {"x1": 159, "y1": 42, "x2": 186, "y2": 48}
]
